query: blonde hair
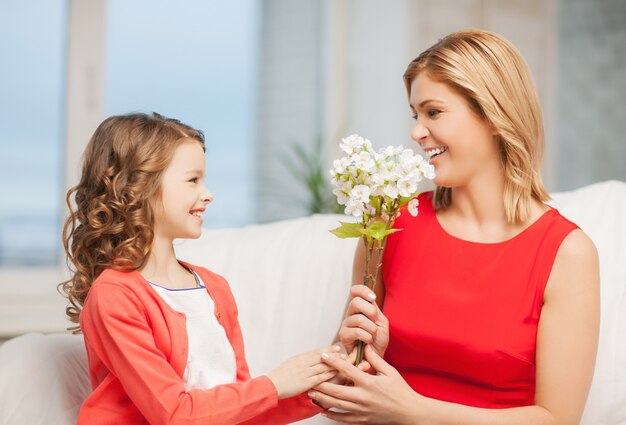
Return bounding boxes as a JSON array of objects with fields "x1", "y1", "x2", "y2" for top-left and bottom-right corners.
[
  {"x1": 404, "y1": 29, "x2": 550, "y2": 223},
  {"x1": 60, "y1": 112, "x2": 205, "y2": 330}
]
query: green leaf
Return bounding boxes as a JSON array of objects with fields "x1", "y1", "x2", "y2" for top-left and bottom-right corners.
[
  {"x1": 370, "y1": 196, "x2": 381, "y2": 212},
  {"x1": 398, "y1": 195, "x2": 412, "y2": 205},
  {"x1": 398, "y1": 192, "x2": 420, "y2": 206},
  {"x1": 360, "y1": 220, "x2": 401, "y2": 242},
  {"x1": 330, "y1": 221, "x2": 364, "y2": 239}
]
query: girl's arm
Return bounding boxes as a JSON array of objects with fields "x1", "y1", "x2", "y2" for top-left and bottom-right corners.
[
  {"x1": 222, "y1": 282, "x2": 328, "y2": 425},
  {"x1": 81, "y1": 283, "x2": 327, "y2": 425},
  {"x1": 312, "y1": 229, "x2": 600, "y2": 425}
]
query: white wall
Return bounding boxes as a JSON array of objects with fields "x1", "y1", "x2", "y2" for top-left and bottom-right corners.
[
  {"x1": 557, "y1": 0, "x2": 626, "y2": 190},
  {"x1": 259, "y1": 0, "x2": 559, "y2": 216}
]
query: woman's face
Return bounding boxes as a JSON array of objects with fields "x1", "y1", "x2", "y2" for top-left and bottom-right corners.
[{"x1": 409, "y1": 72, "x2": 500, "y2": 188}]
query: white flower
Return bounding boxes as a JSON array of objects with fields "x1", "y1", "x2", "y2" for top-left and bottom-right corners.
[
  {"x1": 383, "y1": 146, "x2": 396, "y2": 157},
  {"x1": 399, "y1": 149, "x2": 420, "y2": 172},
  {"x1": 330, "y1": 134, "x2": 434, "y2": 222},
  {"x1": 419, "y1": 161, "x2": 436, "y2": 180},
  {"x1": 371, "y1": 172, "x2": 387, "y2": 186},
  {"x1": 340, "y1": 134, "x2": 371, "y2": 155},
  {"x1": 383, "y1": 183, "x2": 399, "y2": 199},
  {"x1": 344, "y1": 199, "x2": 365, "y2": 217},
  {"x1": 353, "y1": 151, "x2": 375, "y2": 172},
  {"x1": 333, "y1": 188, "x2": 350, "y2": 205},
  {"x1": 407, "y1": 198, "x2": 419, "y2": 217},
  {"x1": 350, "y1": 185, "x2": 371, "y2": 203},
  {"x1": 397, "y1": 178, "x2": 418, "y2": 198}
]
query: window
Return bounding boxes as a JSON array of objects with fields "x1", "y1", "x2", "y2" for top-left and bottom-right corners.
[
  {"x1": 0, "y1": 0, "x2": 260, "y2": 336},
  {"x1": 0, "y1": 0, "x2": 68, "y2": 267},
  {"x1": 105, "y1": 0, "x2": 260, "y2": 228}
]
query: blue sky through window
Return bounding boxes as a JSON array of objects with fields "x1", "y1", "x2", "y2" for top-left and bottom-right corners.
[
  {"x1": 0, "y1": 0, "x2": 260, "y2": 267},
  {"x1": 0, "y1": 0, "x2": 68, "y2": 267},
  {"x1": 105, "y1": 0, "x2": 260, "y2": 229}
]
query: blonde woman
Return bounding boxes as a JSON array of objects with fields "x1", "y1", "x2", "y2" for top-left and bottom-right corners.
[{"x1": 309, "y1": 29, "x2": 600, "y2": 424}]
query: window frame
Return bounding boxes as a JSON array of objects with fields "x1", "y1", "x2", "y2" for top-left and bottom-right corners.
[{"x1": 0, "y1": 0, "x2": 105, "y2": 338}]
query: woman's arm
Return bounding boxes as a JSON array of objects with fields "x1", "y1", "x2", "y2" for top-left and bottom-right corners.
[{"x1": 312, "y1": 229, "x2": 600, "y2": 425}]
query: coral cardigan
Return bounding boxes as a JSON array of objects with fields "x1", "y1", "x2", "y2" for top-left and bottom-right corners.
[{"x1": 78, "y1": 261, "x2": 322, "y2": 425}]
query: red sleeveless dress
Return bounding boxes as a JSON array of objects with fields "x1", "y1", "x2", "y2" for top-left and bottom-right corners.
[{"x1": 381, "y1": 192, "x2": 578, "y2": 408}]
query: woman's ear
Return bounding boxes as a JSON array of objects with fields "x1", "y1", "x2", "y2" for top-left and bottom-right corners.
[{"x1": 489, "y1": 121, "x2": 499, "y2": 137}]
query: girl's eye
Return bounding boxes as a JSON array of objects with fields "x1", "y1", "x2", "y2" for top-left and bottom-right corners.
[
  {"x1": 189, "y1": 177, "x2": 198, "y2": 183},
  {"x1": 428, "y1": 109, "x2": 441, "y2": 117},
  {"x1": 411, "y1": 114, "x2": 418, "y2": 120}
]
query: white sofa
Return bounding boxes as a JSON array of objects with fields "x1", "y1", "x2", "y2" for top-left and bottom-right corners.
[{"x1": 1, "y1": 180, "x2": 625, "y2": 425}]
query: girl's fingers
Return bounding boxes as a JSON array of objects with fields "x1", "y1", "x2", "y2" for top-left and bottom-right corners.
[
  {"x1": 308, "y1": 369, "x2": 338, "y2": 386},
  {"x1": 319, "y1": 351, "x2": 369, "y2": 386},
  {"x1": 309, "y1": 361, "x2": 338, "y2": 376},
  {"x1": 300, "y1": 346, "x2": 341, "y2": 366}
]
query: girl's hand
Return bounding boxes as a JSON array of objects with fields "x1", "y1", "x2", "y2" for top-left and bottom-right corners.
[
  {"x1": 266, "y1": 345, "x2": 342, "y2": 399},
  {"x1": 339, "y1": 285, "x2": 390, "y2": 358},
  {"x1": 309, "y1": 345, "x2": 422, "y2": 424}
]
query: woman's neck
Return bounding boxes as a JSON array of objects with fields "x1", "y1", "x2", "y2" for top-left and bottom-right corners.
[
  {"x1": 448, "y1": 169, "x2": 507, "y2": 226},
  {"x1": 439, "y1": 168, "x2": 547, "y2": 243}
]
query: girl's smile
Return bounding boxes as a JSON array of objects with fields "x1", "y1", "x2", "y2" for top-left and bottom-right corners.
[{"x1": 153, "y1": 140, "x2": 213, "y2": 241}]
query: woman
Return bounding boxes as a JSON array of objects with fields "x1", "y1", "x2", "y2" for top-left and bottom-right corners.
[{"x1": 309, "y1": 29, "x2": 600, "y2": 424}]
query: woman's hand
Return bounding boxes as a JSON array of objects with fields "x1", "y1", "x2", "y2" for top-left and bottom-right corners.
[
  {"x1": 309, "y1": 345, "x2": 422, "y2": 424},
  {"x1": 339, "y1": 285, "x2": 390, "y2": 357},
  {"x1": 266, "y1": 345, "x2": 342, "y2": 399}
]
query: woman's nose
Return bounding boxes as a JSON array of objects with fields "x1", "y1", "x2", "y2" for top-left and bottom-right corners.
[{"x1": 411, "y1": 119, "x2": 429, "y2": 145}]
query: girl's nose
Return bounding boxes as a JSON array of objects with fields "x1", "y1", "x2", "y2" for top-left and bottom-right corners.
[{"x1": 202, "y1": 191, "x2": 214, "y2": 204}]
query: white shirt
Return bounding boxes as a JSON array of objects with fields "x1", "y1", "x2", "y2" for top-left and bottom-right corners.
[{"x1": 149, "y1": 272, "x2": 237, "y2": 389}]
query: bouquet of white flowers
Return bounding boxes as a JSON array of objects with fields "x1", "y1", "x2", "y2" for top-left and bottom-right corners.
[{"x1": 330, "y1": 134, "x2": 435, "y2": 365}]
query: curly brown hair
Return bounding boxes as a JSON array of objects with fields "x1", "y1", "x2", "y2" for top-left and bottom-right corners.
[{"x1": 59, "y1": 112, "x2": 205, "y2": 331}]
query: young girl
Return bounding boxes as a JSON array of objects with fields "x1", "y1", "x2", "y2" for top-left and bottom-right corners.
[
  {"x1": 61, "y1": 112, "x2": 337, "y2": 424},
  {"x1": 309, "y1": 29, "x2": 600, "y2": 424}
]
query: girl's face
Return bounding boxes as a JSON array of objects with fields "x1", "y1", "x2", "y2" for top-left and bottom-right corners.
[
  {"x1": 152, "y1": 140, "x2": 212, "y2": 241},
  {"x1": 409, "y1": 72, "x2": 500, "y2": 188}
]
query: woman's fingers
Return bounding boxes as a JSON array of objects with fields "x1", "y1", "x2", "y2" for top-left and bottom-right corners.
[
  {"x1": 343, "y1": 312, "x2": 378, "y2": 335},
  {"x1": 346, "y1": 296, "x2": 378, "y2": 319},
  {"x1": 339, "y1": 326, "x2": 375, "y2": 346},
  {"x1": 308, "y1": 386, "x2": 361, "y2": 413},
  {"x1": 350, "y1": 284, "x2": 377, "y2": 303}
]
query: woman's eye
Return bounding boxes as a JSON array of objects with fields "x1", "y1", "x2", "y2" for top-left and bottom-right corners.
[
  {"x1": 428, "y1": 109, "x2": 440, "y2": 117},
  {"x1": 411, "y1": 114, "x2": 418, "y2": 120},
  {"x1": 189, "y1": 177, "x2": 198, "y2": 183}
]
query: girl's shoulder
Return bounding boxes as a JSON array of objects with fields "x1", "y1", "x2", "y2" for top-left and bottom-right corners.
[
  {"x1": 177, "y1": 261, "x2": 237, "y2": 303},
  {"x1": 177, "y1": 261, "x2": 228, "y2": 286},
  {"x1": 91, "y1": 267, "x2": 142, "y2": 291},
  {"x1": 86, "y1": 268, "x2": 149, "y2": 308}
]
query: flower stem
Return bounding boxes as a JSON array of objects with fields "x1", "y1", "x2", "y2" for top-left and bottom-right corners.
[{"x1": 354, "y1": 235, "x2": 384, "y2": 366}]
